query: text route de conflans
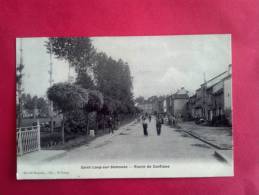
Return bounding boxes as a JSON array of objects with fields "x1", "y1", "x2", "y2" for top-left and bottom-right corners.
[{"x1": 81, "y1": 164, "x2": 170, "y2": 169}]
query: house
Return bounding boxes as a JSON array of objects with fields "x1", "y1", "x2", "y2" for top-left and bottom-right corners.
[
  {"x1": 186, "y1": 94, "x2": 197, "y2": 119},
  {"x1": 188, "y1": 64, "x2": 232, "y2": 125},
  {"x1": 136, "y1": 103, "x2": 153, "y2": 114},
  {"x1": 163, "y1": 99, "x2": 167, "y2": 113},
  {"x1": 151, "y1": 101, "x2": 159, "y2": 114},
  {"x1": 223, "y1": 68, "x2": 232, "y2": 124},
  {"x1": 22, "y1": 108, "x2": 39, "y2": 118},
  {"x1": 170, "y1": 87, "x2": 189, "y2": 118},
  {"x1": 164, "y1": 87, "x2": 189, "y2": 118},
  {"x1": 154, "y1": 97, "x2": 166, "y2": 114}
]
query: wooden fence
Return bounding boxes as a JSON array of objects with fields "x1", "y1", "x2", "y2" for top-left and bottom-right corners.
[{"x1": 16, "y1": 122, "x2": 41, "y2": 156}]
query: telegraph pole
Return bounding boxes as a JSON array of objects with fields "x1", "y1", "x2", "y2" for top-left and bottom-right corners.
[
  {"x1": 48, "y1": 42, "x2": 54, "y2": 132},
  {"x1": 68, "y1": 63, "x2": 74, "y2": 83},
  {"x1": 202, "y1": 72, "x2": 207, "y2": 119},
  {"x1": 17, "y1": 39, "x2": 24, "y2": 128},
  {"x1": 68, "y1": 64, "x2": 71, "y2": 82}
]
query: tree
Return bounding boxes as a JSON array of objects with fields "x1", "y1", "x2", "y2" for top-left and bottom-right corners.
[
  {"x1": 83, "y1": 90, "x2": 103, "y2": 132},
  {"x1": 21, "y1": 94, "x2": 33, "y2": 110},
  {"x1": 47, "y1": 83, "x2": 89, "y2": 113},
  {"x1": 75, "y1": 72, "x2": 95, "y2": 90},
  {"x1": 135, "y1": 96, "x2": 145, "y2": 104},
  {"x1": 116, "y1": 59, "x2": 134, "y2": 112},
  {"x1": 21, "y1": 94, "x2": 48, "y2": 117},
  {"x1": 84, "y1": 90, "x2": 103, "y2": 112},
  {"x1": 16, "y1": 63, "x2": 24, "y2": 86},
  {"x1": 45, "y1": 38, "x2": 135, "y2": 133},
  {"x1": 16, "y1": 62, "x2": 24, "y2": 127},
  {"x1": 47, "y1": 83, "x2": 103, "y2": 141},
  {"x1": 147, "y1": 96, "x2": 159, "y2": 103},
  {"x1": 93, "y1": 53, "x2": 134, "y2": 114},
  {"x1": 46, "y1": 38, "x2": 96, "y2": 80},
  {"x1": 37, "y1": 97, "x2": 48, "y2": 117}
]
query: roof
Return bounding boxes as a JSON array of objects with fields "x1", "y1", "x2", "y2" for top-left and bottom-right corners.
[
  {"x1": 175, "y1": 87, "x2": 189, "y2": 94},
  {"x1": 201, "y1": 67, "x2": 232, "y2": 90},
  {"x1": 201, "y1": 71, "x2": 228, "y2": 88},
  {"x1": 172, "y1": 94, "x2": 189, "y2": 99},
  {"x1": 169, "y1": 87, "x2": 189, "y2": 99}
]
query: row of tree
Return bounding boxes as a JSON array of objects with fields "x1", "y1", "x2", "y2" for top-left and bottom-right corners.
[
  {"x1": 135, "y1": 95, "x2": 165, "y2": 105},
  {"x1": 21, "y1": 94, "x2": 48, "y2": 117},
  {"x1": 16, "y1": 93, "x2": 49, "y2": 119},
  {"x1": 45, "y1": 38, "x2": 137, "y2": 136}
]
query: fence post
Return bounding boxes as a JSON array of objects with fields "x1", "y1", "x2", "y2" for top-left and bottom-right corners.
[
  {"x1": 37, "y1": 119, "x2": 41, "y2": 151},
  {"x1": 18, "y1": 128, "x2": 23, "y2": 156}
]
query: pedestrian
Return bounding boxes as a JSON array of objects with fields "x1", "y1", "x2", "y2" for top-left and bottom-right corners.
[
  {"x1": 168, "y1": 114, "x2": 172, "y2": 126},
  {"x1": 156, "y1": 115, "x2": 163, "y2": 136},
  {"x1": 137, "y1": 114, "x2": 141, "y2": 123},
  {"x1": 142, "y1": 115, "x2": 148, "y2": 136},
  {"x1": 148, "y1": 114, "x2": 151, "y2": 122},
  {"x1": 108, "y1": 116, "x2": 113, "y2": 134},
  {"x1": 172, "y1": 115, "x2": 176, "y2": 127}
]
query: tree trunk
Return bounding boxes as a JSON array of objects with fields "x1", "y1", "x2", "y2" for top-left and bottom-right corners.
[
  {"x1": 102, "y1": 114, "x2": 105, "y2": 132},
  {"x1": 86, "y1": 113, "x2": 89, "y2": 135},
  {"x1": 96, "y1": 116, "x2": 98, "y2": 131},
  {"x1": 61, "y1": 115, "x2": 65, "y2": 144}
]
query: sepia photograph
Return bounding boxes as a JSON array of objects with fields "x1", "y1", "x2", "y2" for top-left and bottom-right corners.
[{"x1": 16, "y1": 34, "x2": 233, "y2": 179}]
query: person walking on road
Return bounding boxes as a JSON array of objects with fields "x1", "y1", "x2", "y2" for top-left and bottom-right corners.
[
  {"x1": 142, "y1": 115, "x2": 148, "y2": 136},
  {"x1": 156, "y1": 115, "x2": 163, "y2": 136},
  {"x1": 148, "y1": 114, "x2": 152, "y2": 122},
  {"x1": 108, "y1": 116, "x2": 114, "y2": 134}
]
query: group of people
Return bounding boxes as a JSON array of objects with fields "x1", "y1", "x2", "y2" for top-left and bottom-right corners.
[{"x1": 141, "y1": 113, "x2": 163, "y2": 136}]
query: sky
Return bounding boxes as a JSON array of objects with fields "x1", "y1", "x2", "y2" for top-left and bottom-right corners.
[{"x1": 17, "y1": 34, "x2": 231, "y2": 99}]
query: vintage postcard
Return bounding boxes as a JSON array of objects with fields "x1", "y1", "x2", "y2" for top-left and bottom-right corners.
[{"x1": 16, "y1": 34, "x2": 233, "y2": 179}]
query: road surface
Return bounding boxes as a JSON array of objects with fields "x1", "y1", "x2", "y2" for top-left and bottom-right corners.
[
  {"x1": 18, "y1": 117, "x2": 234, "y2": 179},
  {"x1": 49, "y1": 117, "x2": 226, "y2": 164}
]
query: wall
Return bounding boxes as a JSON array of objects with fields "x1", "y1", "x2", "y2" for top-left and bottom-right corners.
[
  {"x1": 173, "y1": 99, "x2": 188, "y2": 117},
  {"x1": 224, "y1": 76, "x2": 232, "y2": 124},
  {"x1": 137, "y1": 103, "x2": 153, "y2": 114}
]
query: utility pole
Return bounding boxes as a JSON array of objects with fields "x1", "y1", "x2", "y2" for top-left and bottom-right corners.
[
  {"x1": 68, "y1": 63, "x2": 71, "y2": 82},
  {"x1": 203, "y1": 72, "x2": 206, "y2": 83},
  {"x1": 202, "y1": 72, "x2": 207, "y2": 119},
  {"x1": 48, "y1": 42, "x2": 54, "y2": 133},
  {"x1": 68, "y1": 63, "x2": 74, "y2": 83},
  {"x1": 17, "y1": 39, "x2": 24, "y2": 128}
]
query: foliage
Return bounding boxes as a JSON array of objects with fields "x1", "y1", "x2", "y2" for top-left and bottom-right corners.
[
  {"x1": 47, "y1": 82, "x2": 103, "y2": 115},
  {"x1": 46, "y1": 38, "x2": 97, "y2": 96},
  {"x1": 135, "y1": 96, "x2": 145, "y2": 104},
  {"x1": 93, "y1": 52, "x2": 134, "y2": 114},
  {"x1": 65, "y1": 109, "x2": 87, "y2": 133},
  {"x1": 47, "y1": 83, "x2": 89, "y2": 113},
  {"x1": 21, "y1": 94, "x2": 35, "y2": 110},
  {"x1": 147, "y1": 96, "x2": 159, "y2": 103},
  {"x1": 37, "y1": 97, "x2": 49, "y2": 116},
  {"x1": 84, "y1": 90, "x2": 104, "y2": 112},
  {"x1": 45, "y1": 38, "x2": 135, "y2": 120},
  {"x1": 16, "y1": 64, "x2": 24, "y2": 85},
  {"x1": 47, "y1": 82, "x2": 104, "y2": 133},
  {"x1": 75, "y1": 72, "x2": 95, "y2": 90},
  {"x1": 21, "y1": 94, "x2": 48, "y2": 116},
  {"x1": 46, "y1": 38, "x2": 96, "y2": 75}
]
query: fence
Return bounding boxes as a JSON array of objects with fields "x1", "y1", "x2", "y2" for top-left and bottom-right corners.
[{"x1": 16, "y1": 122, "x2": 41, "y2": 156}]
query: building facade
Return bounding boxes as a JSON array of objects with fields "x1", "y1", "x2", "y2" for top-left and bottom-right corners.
[
  {"x1": 163, "y1": 87, "x2": 190, "y2": 118},
  {"x1": 136, "y1": 103, "x2": 153, "y2": 114},
  {"x1": 187, "y1": 64, "x2": 232, "y2": 125},
  {"x1": 223, "y1": 73, "x2": 232, "y2": 124},
  {"x1": 171, "y1": 88, "x2": 189, "y2": 118}
]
